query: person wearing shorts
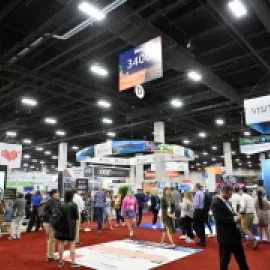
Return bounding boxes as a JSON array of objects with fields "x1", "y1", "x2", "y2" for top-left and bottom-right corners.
[{"x1": 104, "y1": 191, "x2": 113, "y2": 230}]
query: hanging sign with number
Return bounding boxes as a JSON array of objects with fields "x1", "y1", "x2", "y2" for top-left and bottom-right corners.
[
  {"x1": 135, "y1": 85, "x2": 145, "y2": 99},
  {"x1": 119, "y1": 36, "x2": 163, "y2": 92}
]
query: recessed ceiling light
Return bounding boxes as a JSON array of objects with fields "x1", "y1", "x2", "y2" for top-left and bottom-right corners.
[
  {"x1": 247, "y1": 161, "x2": 252, "y2": 164},
  {"x1": 23, "y1": 163, "x2": 28, "y2": 167},
  {"x1": 203, "y1": 161, "x2": 207, "y2": 164},
  {"x1": 44, "y1": 150, "x2": 52, "y2": 155},
  {"x1": 199, "y1": 132, "x2": 206, "y2": 138},
  {"x1": 228, "y1": 0, "x2": 247, "y2": 18},
  {"x1": 71, "y1": 146, "x2": 79, "y2": 151},
  {"x1": 23, "y1": 139, "x2": 32, "y2": 144},
  {"x1": 235, "y1": 158, "x2": 240, "y2": 162},
  {"x1": 102, "y1": 118, "x2": 113, "y2": 124},
  {"x1": 56, "y1": 130, "x2": 66, "y2": 136},
  {"x1": 32, "y1": 159, "x2": 38, "y2": 163},
  {"x1": 52, "y1": 155, "x2": 58, "y2": 160},
  {"x1": 212, "y1": 146, "x2": 217, "y2": 150},
  {"x1": 187, "y1": 70, "x2": 202, "y2": 81},
  {"x1": 21, "y1": 97, "x2": 37, "y2": 107},
  {"x1": 107, "y1": 132, "x2": 116, "y2": 137},
  {"x1": 23, "y1": 154, "x2": 31, "y2": 159},
  {"x1": 30, "y1": 165, "x2": 35, "y2": 169},
  {"x1": 195, "y1": 155, "x2": 199, "y2": 158},
  {"x1": 246, "y1": 155, "x2": 250, "y2": 159},
  {"x1": 36, "y1": 147, "x2": 43, "y2": 151},
  {"x1": 78, "y1": 2, "x2": 106, "y2": 21},
  {"x1": 97, "y1": 100, "x2": 111, "y2": 108},
  {"x1": 220, "y1": 155, "x2": 224, "y2": 158},
  {"x1": 183, "y1": 139, "x2": 190, "y2": 145},
  {"x1": 244, "y1": 131, "x2": 251, "y2": 136},
  {"x1": 212, "y1": 158, "x2": 216, "y2": 161},
  {"x1": 44, "y1": 117, "x2": 57, "y2": 124},
  {"x1": 90, "y1": 64, "x2": 109, "y2": 77},
  {"x1": 202, "y1": 152, "x2": 208, "y2": 156},
  {"x1": 40, "y1": 161, "x2": 45, "y2": 165},
  {"x1": 232, "y1": 151, "x2": 236, "y2": 155},
  {"x1": 6, "y1": 131, "x2": 17, "y2": 137},
  {"x1": 171, "y1": 99, "x2": 183, "y2": 108},
  {"x1": 215, "y1": 118, "x2": 225, "y2": 126}
]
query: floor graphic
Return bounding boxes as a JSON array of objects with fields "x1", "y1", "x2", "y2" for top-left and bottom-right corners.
[{"x1": 61, "y1": 239, "x2": 201, "y2": 270}]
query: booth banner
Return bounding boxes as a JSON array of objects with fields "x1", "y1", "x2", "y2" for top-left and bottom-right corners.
[
  {"x1": 240, "y1": 135, "x2": 270, "y2": 154},
  {"x1": 217, "y1": 175, "x2": 245, "y2": 187},
  {"x1": 95, "y1": 141, "x2": 112, "y2": 157},
  {"x1": 112, "y1": 141, "x2": 155, "y2": 155},
  {"x1": 76, "y1": 146, "x2": 94, "y2": 162},
  {"x1": 4, "y1": 188, "x2": 17, "y2": 200},
  {"x1": 0, "y1": 143, "x2": 22, "y2": 168},
  {"x1": 84, "y1": 166, "x2": 130, "y2": 178},
  {"x1": 119, "y1": 36, "x2": 163, "y2": 92},
  {"x1": 151, "y1": 162, "x2": 188, "y2": 172},
  {"x1": 145, "y1": 171, "x2": 180, "y2": 178},
  {"x1": 83, "y1": 157, "x2": 129, "y2": 166}
]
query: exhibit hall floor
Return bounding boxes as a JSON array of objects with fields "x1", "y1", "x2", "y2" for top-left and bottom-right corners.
[{"x1": 0, "y1": 216, "x2": 269, "y2": 270}]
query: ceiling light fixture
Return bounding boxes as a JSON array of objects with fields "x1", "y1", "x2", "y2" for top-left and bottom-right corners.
[
  {"x1": 23, "y1": 139, "x2": 32, "y2": 144},
  {"x1": 78, "y1": 2, "x2": 106, "y2": 21},
  {"x1": 72, "y1": 146, "x2": 79, "y2": 151},
  {"x1": 23, "y1": 154, "x2": 31, "y2": 159},
  {"x1": 102, "y1": 118, "x2": 113, "y2": 124},
  {"x1": 187, "y1": 70, "x2": 202, "y2": 82},
  {"x1": 107, "y1": 132, "x2": 116, "y2": 137},
  {"x1": 90, "y1": 64, "x2": 109, "y2": 77},
  {"x1": 6, "y1": 131, "x2": 17, "y2": 137},
  {"x1": 212, "y1": 158, "x2": 217, "y2": 161},
  {"x1": 52, "y1": 156, "x2": 58, "y2": 160},
  {"x1": 32, "y1": 159, "x2": 38, "y2": 163},
  {"x1": 244, "y1": 131, "x2": 251, "y2": 136},
  {"x1": 44, "y1": 117, "x2": 57, "y2": 124},
  {"x1": 21, "y1": 97, "x2": 37, "y2": 107},
  {"x1": 228, "y1": 0, "x2": 247, "y2": 18},
  {"x1": 212, "y1": 146, "x2": 218, "y2": 150},
  {"x1": 36, "y1": 147, "x2": 43, "y2": 151},
  {"x1": 44, "y1": 150, "x2": 52, "y2": 155},
  {"x1": 56, "y1": 130, "x2": 66, "y2": 136},
  {"x1": 171, "y1": 98, "x2": 183, "y2": 108},
  {"x1": 199, "y1": 132, "x2": 206, "y2": 138},
  {"x1": 97, "y1": 100, "x2": 111, "y2": 108},
  {"x1": 183, "y1": 139, "x2": 190, "y2": 145},
  {"x1": 40, "y1": 161, "x2": 45, "y2": 165},
  {"x1": 202, "y1": 152, "x2": 208, "y2": 156},
  {"x1": 215, "y1": 118, "x2": 225, "y2": 126}
]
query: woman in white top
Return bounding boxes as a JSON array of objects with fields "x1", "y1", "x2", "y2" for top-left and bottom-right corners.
[
  {"x1": 180, "y1": 190, "x2": 194, "y2": 243},
  {"x1": 104, "y1": 191, "x2": 113, "y2": 231}
]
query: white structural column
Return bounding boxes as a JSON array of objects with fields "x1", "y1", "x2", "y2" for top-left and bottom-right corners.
[
  {"x1": 154, "y1": 121, "x2": 166, "y2": 182},
  {"x1": 129, "y1": 165, "x2": 136, "y2": 185},
  {"x1": 135, "y1": 161, "x2": 144, "y2": 187},
  {"x1": 58, "y1": 142, "x2": 68, "y2": 172},
  {"x1": 223, "y1": 142, "x2": 233, "y2": 175},
  {"x1": 259, "y1": 153, "x2": 265, "y2": 170}
]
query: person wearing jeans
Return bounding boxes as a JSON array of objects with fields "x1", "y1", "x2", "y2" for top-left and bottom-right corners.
[
  {"x1": 27, "y1": 191, "x2": 43, "y2": 232},
  {"x1": 94, "y1": 187, "x2": 106, "y2": 232},
  {"x1": 9, "y1": 193, "x2": 26, "y2": 240},
  {"x1": 151, "y1": 194, "x2": 160, "y2": 229}
]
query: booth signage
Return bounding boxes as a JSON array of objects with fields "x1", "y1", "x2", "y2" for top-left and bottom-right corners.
[
  {"x1": 244, "y1": 95, "x2": 270, "y2": 124},
  {"x1": 76, "y1": 146, "x2": 94, "y2": 162},
  {"x1": 119, "y1": 36, "x2": 163, "y2": 92},
  {"x1": 240, "y1": 135, "x2": 270, "y2": 154},
  {"x1": 84, "y1": 167, "x2": 129, "y2": 178},
  {"x1": 0, "y1": 143, "x2": 22, "y2": 168},
  {"x1": 4, "y1": 188, "x2": 17, "y2": 200},
  {"x1": 95, "y1": 141, "x2": 112, "y2": 157}
]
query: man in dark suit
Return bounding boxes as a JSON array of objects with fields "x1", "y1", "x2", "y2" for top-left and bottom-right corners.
[{"x1": 211, "y1": 186, "x2": 249, "y2": 270}]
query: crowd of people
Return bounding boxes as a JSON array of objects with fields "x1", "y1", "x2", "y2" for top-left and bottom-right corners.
[{"x1": 0, "y1": 184, "x2": 269, "y2": 269}]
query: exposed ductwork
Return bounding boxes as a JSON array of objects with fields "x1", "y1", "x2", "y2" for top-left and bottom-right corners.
[
  {"x1": 246, "y1": 0, "x2": 270, "y2": 35},
  {"x1": 102, "y1": 6, "x2": 240, "y2": 102}
]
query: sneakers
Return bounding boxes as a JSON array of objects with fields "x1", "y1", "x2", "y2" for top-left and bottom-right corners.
[
  {"x1": 185, "y1": 237, "x2": 195, "y2": 244},
  {"x1": 84, "y1": 228, "x2": 91, "y2": 232},
  {"x1": 208, "y1": 234, "x2": 215, "y2": 238},
  {"x1": 130, "y1": 231, "x2": 134, "y2": 237},
  {"x1": 8, "y1": 236, "x2": 17, "y2": 240},
  {"x1": 152, "y1": 225, "x2": 157, "y2": 229},
  {"x1": 170, "y1": 244, "x2": 176, "y2": 249},
  {"x1": 46, "y1": 257, "x2": 58, "y2": 262},
  {"x1": 71, "y1": 263, "x2": 81, "y2": 268},
  {"x1": 179, "y1": 235, "x2": 187, "y2": 240},
  {"x1": 122, "y1": 223, "x2": 126, "y2": 227},
  {"x1": 58, "y1": 261, "x2": 65, "y2": 268}
]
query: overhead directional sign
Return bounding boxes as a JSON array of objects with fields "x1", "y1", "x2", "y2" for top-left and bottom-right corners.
[{"x1": 119, "y1": 36, "x2": 163, "y2": 92}]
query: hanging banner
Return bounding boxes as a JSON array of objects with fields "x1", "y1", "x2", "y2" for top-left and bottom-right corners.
[
  {"x1": 240, "y1": 135, "x2": 270, "y2": 154},
  {"x1": 112, "y1": 141, "x2": 155, "y2": 155},
  {"x1": 119, "y1": 36, "x2": 163, "y2": 92},
  {"x1": 76, "y1": 146, "x2": 94, "y2": 162},
  {"x1": 244, "y1": 95, "x2": 270, "y2": 133},
  {"x1": 0, "y1": 143, "x2": 22, "y2": 168}
]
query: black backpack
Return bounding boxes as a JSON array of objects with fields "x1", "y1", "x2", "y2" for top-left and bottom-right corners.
[{"x1": 50, "y1": 204, "x2": 64, "y2": 230}]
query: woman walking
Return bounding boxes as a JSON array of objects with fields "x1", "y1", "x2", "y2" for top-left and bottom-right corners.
[
  {"x1": 84, "y1": 192, "x2": 92, "y2": 232},
  {"x1": 121, "y1": 191, "x2": 138, "y2": 237},
  {"x1": 114, "y1": 193, "x2": 125, "y2": 227},
  {"x1": 255, "y1": 190, "x2": 270, "y2": 242},
  {"x1": 104, "y1": 191, "x2": 113, "y2": 230},
  {"x1": 180, "y1": 190, "x2": 194, "y2": 243},
  {"x1": 55, "y1": 190, "x2": 80, "y2": 268},
  {"x1": 160, "y1": 187, "x2": 176, "y2": 248}
]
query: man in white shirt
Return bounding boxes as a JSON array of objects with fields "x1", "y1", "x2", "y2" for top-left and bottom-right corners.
[
  {"x1": 239, "y1": 187, "x2": 257, "y2": 249},
  {"x1": 230, "y1": 186, "x2": 241, "y2": 213},
  {"x1": 73, "y1": 190, "x2": 85, "y2": 246}
]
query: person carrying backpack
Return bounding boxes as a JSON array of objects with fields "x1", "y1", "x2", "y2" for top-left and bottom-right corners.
[
  {"x1": 53, "y1": 190, "x2": 80, "y2": 268},
  {"x1": 43, "y1": 190, "x2": 59, "y2": 262}
]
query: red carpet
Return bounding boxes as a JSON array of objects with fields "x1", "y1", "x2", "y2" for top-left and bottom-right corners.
[{"x1": 0, "y1": 216, "x2": 269, "y2": 269}]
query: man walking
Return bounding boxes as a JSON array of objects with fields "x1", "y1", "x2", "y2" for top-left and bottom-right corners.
[
  {"x1": 212, "y1": 185, "x2": 249, "y2": 270},
  {"x1": 73, "y1": 190, "x2": 85, "y2": 246},
  {"x1": 240, "y1": 187, "x2": 258, "y2": 249},
  {"x1": 94, "y1": 186, "x2": 106, "y2": 232},
  {"x1": 193, "y1": 183, "x2": 206, "y2": 246},
  {"x1": 135, "y1": 189, "x2": 145, "y2": 227},
  {"x1": 43, "y1": 190, "x2": 59, "y2": 262},
  {"x1": 27, "y1": 191, "x2": 43, "y2": 232}
]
